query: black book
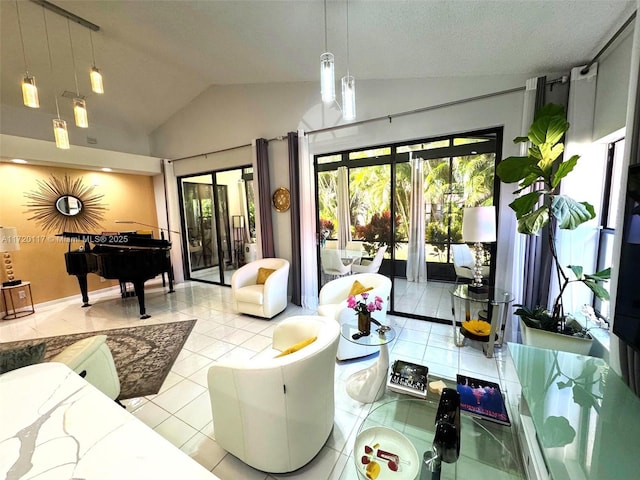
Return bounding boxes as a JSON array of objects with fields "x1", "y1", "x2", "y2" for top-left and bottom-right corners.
[
  {"x1": 455, "y1": 374, "x2": 511, "y2": 426},
  {"x1": 387, "y1": 359, "x2": 428, "y2": 398}
]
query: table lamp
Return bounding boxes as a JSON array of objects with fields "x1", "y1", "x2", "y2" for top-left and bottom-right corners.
[
  {"x1": 0, "y1": 226, "x2": 21, "y2": 287},
  {"x1": 462, "y1": 206, "x2": 496, "y2": 293}
]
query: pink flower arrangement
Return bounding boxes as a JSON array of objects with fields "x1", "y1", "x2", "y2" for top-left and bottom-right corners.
[{"x1": 347, "y1": 292, "x2": 384, "y2": 316}]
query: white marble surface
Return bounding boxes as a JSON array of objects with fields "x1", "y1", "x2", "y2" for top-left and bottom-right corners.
[{"x1": 0, "y1": 362, "x2": 219, "y2": 480}]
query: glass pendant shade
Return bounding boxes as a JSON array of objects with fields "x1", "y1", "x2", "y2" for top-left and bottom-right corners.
[
  {"x1": 53, "y1": 118, "x2": 70, "y2": 149},
  {"x1": 73, "y1": 98, "x2": 89, "y2": 128},
  {"x1": 21, "y1": 75, "x2": 39, "y2": 108},
  {"x1": 90, "y1": 66, "x2": 104, "y2": 94},
  {"x1": 341, "y1": 75, "x2": 356, "y2": 121},
  {"x1": 320, "y1": 52, "x2": 335, "y2": 103}
]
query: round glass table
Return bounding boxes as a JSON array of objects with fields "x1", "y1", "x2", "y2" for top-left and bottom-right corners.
[
  {"x1": 351, "y1": 383, "x2": 525, "y2": 479},
  {"x1": 341, "y1": 322, "x2": 396, "y2": 404}
]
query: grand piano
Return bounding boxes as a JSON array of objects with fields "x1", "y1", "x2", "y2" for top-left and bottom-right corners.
[{"x1": 59, "y1": 231, "x2": 175, "y2": 319}]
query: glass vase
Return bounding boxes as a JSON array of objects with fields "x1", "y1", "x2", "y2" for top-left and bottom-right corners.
[{"x1": 358, "y1": 312, "x2": 371, "y2": 335}]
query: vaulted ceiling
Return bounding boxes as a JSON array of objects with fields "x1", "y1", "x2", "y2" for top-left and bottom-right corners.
[{"x1": 1, "y1": 1, "x2": 636, "y2": 137}]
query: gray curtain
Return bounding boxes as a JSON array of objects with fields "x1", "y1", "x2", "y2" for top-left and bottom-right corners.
[
  {"x1": 255, "y1": 138, "x2": 275, "y2": 258},
  {"x1": 287, "y1": 131, "x2": 301, "y2": 306}
]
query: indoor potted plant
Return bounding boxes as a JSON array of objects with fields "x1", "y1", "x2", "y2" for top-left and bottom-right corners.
[{"x1": 496, "y1": 103, "x2": 610, "y2": 354}]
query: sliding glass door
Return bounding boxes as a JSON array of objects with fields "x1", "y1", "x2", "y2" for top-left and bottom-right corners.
[
  {"x1": 315, "y1": 128, "x2": 501, "y2": 323},
  {"x1": 178, "y1": 167, "x2": 254, "y2": 286}
]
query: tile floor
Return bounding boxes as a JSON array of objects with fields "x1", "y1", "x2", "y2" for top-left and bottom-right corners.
[{"x1": 0, "y1": 279, "x2": 522, "y2": 480}]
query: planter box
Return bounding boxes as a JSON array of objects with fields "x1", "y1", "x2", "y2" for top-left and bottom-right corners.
[{"x1": 520, "y1": 319, "x2": 593, "y2": 356}]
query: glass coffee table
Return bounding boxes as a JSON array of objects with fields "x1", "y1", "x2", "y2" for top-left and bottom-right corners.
[
  {"x1": 341, "y1": 376, "x2": 525, "y2": 480},
  {"x1": 341, "y1": 322, "x2": 396, "y2": 404}
]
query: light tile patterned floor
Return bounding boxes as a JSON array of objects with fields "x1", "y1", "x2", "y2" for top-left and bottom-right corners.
[{"x1": 0, "y1": 279, "x2": 518, "y2": 479}]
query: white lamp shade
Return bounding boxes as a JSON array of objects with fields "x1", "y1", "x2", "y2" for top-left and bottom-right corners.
[
  {"x1": 0, "y1": 227, "x2": 20, "y2": 252},
  {"x1": 90, "y1": 66, "x2": 104, "y2": 94},
  {"x1": 53, "y1": 118, "x2": 70, "y2": 149},
  {"x1": 320, "y1": 52, "x2": 335, "y2": 103},
  {"x1": 341, "y1": 75, "x2": 356, "y2": 121},
  {"x1": 462, "y1": 206, "x2": 496, "y2": 243},
  {"x1": 22, "y1": 75, "x2": 39, "y2": 108},
  {"x1": 73, "y1": 98, "x2": 89, "y2": 128}
]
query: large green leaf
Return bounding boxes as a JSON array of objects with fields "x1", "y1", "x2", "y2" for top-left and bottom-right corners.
[
  {"x1": 539, "y1": 143, "x2": 566, "y2": 174},
  {"x1": 552, "y1": 155, "x2": 580, "y2": 188},
  {"x1": 583, "y1": 280, "x2": 610, "y2": 301},
  {"x1": 569, "y1": 265, "x2": 584, "y2": 279},
  {"x1": 530, "y1": 115, "x2": 569, "y2": 147},
  {"x1": 509, "y1": 191, "x2": 544, "y2": 218},
  {"x1": 585, "y1": 268, "x2": 611, "y2": 281},
  {"x1": 496, "y1": 156, "x2": 538, "y2": 183},
  {"x1": 551, "y1": 196, "x2": 596, "y2": 229},
  {"x1": 517, "y1": 206, "x2": 549, "y2": 234},
  {"x1": 534, "y1": 103, "x2": 566, "y2": 120}
]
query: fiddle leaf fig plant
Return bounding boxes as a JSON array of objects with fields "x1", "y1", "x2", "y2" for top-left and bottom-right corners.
[{"x1": 497, "y1": 103, "x2": 610, "y2": 333}]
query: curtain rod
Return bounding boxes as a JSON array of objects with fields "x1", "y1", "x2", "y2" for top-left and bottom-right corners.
[
  {"x1": 581, "y1": 10, "x2": 637, "y2": 75},
  {"x1": 30, "y1": 0, "x2": 100, "y2": 31},
  {"x1": 305, "y1": 86, "x2": 526, "y2": 136},
  {"x1": 169, "y1": 135, "x2": 287, "y2": 163}
]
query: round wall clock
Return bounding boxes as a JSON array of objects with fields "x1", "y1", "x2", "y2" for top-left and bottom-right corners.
[{"x1": 272, "y1": 187, "x2": 291, "y2": 212}]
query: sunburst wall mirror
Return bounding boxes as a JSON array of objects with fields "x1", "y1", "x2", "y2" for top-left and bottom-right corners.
[{"x1": 24, "y1": 174, "x2": 107, "y2": 233}]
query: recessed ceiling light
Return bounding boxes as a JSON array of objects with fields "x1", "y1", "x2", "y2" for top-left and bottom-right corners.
[
  {"x1": 12, "y1": 158, "x2": 28, "y2": 164},
  {"x1": 101, "y1": 167, "x2": 113, "y2": 172}
]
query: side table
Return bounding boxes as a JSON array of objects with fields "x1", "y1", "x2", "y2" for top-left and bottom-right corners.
[
  {"x1": 1, "y1": 281, "x2": 35, "y2": 320},
  {"x1": 340, "y1": 322, "x2": 396, "y2": 403},
  {"x1": 449, "y1": 284, "x2": 513, "y2": 358}
]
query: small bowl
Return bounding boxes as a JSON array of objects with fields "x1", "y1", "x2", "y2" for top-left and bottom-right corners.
[{"x1": 353, "y1": 426, "x2": 420, "y2": 480}]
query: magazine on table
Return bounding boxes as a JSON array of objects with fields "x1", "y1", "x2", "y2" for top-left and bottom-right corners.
[
  {"x1": 387, "y1": 359, "x2": 429, "y2": 398},
  {"x1": 455, "y1": 374, "x2": 511, "y2": 426}
]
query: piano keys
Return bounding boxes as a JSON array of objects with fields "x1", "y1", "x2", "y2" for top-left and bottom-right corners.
[{"x1": 60, "y1": 231, "x2": 174, "y2": 319}]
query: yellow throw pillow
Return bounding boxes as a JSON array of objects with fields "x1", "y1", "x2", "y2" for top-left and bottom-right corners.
[
  {"x1": 256, "y1": 267, "x2": 276, "y2": 284},
  {"x1": 275, "y1": 336, "x2": 317, "y2": 358},
  {"x1": 349, "y1": 279, "x2": 373, "y2": 297}
]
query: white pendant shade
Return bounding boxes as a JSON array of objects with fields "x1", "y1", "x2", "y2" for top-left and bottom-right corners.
[
  {"x1": 320, "y1": 52, "x2": 335, "y2": 103},
  {"x1": 73, "y1": 98, "x2": 88, "y2": 128},
  {"x1": 462, "y1": 206, "x2": 497, "y2": 243},
  {"x1": 90, "y1": 66, "x2": 104, "y2": 94},
  {"x1": 341, "y1": 75, "x2": 356, "y2": 121},
  {"x1": 21, "y1": 75, "x2": 39, "y2": 108},
  {"x1": 53, "y1": 118, "x2": 70, "y2": 149}
]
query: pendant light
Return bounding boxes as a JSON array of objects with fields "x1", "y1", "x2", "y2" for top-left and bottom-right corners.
[
  {"x1": 43, "y1": 7, "x2": 69, "y2": 149},
  {"x1": 320, "y1": 0, "x2": 335, "y2": 103},
  {"x1": 67, "y1": 19, "x2": 88, "y2": 128},
  {"x1": 89, "y1": 31, "x2": 104, "y2": 94},
  {"x1": 16, "y1": 1, "x2": 39, "y2": 108},
  {"x1": 341, "y1": 0, "x2": 356, "y2": 121}
]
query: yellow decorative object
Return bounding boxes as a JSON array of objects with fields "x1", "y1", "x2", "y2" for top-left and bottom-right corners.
[
  {"x1": 275, "y1": 336, "x2": 317, "y2": 358},
  {"x1": 256, "y1": 267, "x2": 276, "y2": 285},
  {"x1": 365, "y1": 460, "x2": 381, "y2": 479},
  {"x1": 429, "y1": 380, "x2": 447, "y2": 395},
  {"x1": 462, "y1": 319, "x2": 491, "y2": 336},
  {"x1": 348, "y1": 280, "x2": 373, "y2": 297},
  {"x1": 272, "y1": 187, "x2": 291, "y2": 212}
]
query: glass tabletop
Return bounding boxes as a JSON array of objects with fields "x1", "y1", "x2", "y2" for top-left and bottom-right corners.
[
  {"x1": 351, "y1": 378, "x2": 525, "y2": 480},
  {"x1": 341, "y1": 323, "x2": 396, "y2": 346},
  {"x1": 449, "y1": 284, "x2": 513, "y2": 305},
  {"x1": 509, "y1": 343, "x2": 640, "y2": 480}
]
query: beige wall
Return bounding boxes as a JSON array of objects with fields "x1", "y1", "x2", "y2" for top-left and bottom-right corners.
[{"x1": 0, "y1": 163, "x2": 158, "y2": 307}]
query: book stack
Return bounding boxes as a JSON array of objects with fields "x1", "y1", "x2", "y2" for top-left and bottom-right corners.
[{"x1": 387, "y1": 359, "x2": 429, "y2": 399}]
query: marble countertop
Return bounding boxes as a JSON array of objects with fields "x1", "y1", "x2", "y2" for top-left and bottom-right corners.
[{"x1": 0, "y1": 362, "x2": 218, "y2": 480}]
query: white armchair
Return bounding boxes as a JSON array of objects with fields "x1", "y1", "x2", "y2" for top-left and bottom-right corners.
[
  {"x1": 50, "y1": 335, "x2": 121, "y2": 400},
  {"x1": 231, "y1": 258, "x2": 290, "y2": 319},
  {"x1": 207, "y1": 315, "x2": 340, "y2": 473},
  {"x1": 351, "y1": 245, "x2": 387, "y2": 273},
  {"x1": 317, "y1": 273, "x2": 392, "y2": 361}
]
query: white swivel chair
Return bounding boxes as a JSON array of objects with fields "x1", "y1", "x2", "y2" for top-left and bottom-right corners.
[
  {"x1": 231, "y1": 258, "x2": 290, "y2": 319},
  {"x1": 351, "y1": 245, "x2": 387, "y2": 274},
  {"x1": 320, "y1": 248, "x2": 352, "y2": 278},
  {"x1": 318, "y1": 273, "x2": 392, "y2": 360},
  {"x1": 50, "y1": 335, "x2": 121, "y2": 400},
  {"x1": 207, "y1": 315, "x2": 340, "y2": 473},
  {"x1": 451, "y1": 243, "x2": 489, "y2": 283}
]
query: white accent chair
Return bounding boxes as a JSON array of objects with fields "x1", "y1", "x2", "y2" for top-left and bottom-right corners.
[
  {"x1": 207, "y1": 315, "x2": 340, "y2": 473},
  {"x1": 320, "y1": 248, "x2": 352, "y2": 278},
  {"x1": 351, "y1": 245, "x2": 387, "y2": 273},
  {"x1": 317, "y1": 273, "x2": 392, "y2": 361},
  {"x1": 451, "y1": 243, "x2": 489, "y2": 283},
  {"x1": 50, "y1": 335, "x2": 121, "y2": 400},
  {"x1": 231, "y1": 258, "x2": 290, "y2": 319}
]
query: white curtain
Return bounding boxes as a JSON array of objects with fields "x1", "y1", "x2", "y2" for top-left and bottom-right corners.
[
  {"x1": 298, "y1": 129, "x2": 319, "y2": 309},
  {"x1": 406, "y1": 155, "x2": 427, "y2": 282},
  {"x1": 554, "y1": 65, "x2": 602, "y2": 315},
  {"x1": 337, "y1": 166, "x2": 351, "y2": 251}
]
